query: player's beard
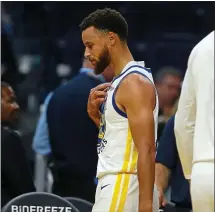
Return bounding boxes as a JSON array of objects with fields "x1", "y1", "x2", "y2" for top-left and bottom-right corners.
[{"x1": 94, "y1": 46, "x2": 110, "y2": 75}]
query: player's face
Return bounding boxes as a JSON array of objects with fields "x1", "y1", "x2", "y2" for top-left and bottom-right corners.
[
  {"x1": 82, "y1": 26, "x2": 111, "y2": 75},
  {"x1": 1, "y1": 86, "x2": 20, "y2": 126},
  {"x1": 161, "y1": 75, "x2": 182, "y2": 104}
]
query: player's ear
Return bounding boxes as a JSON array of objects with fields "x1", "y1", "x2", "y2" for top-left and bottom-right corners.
[{"x1": 108, "y1": 32, "x2": 116, "y2": 46}]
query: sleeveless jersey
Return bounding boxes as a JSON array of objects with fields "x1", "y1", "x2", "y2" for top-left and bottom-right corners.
[{"x1": 97, "y1": 61, "x2": 159, "y2": 179}]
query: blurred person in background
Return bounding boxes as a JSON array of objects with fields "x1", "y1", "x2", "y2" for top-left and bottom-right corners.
[
  {"x1": 155, "y1": 115, "x2": 192, "y2": 212},
  {"x1": 1, "y1": 82, "x2": 35, "y2": 207},
  {"x1": 154, "y1": 67, "x2": 182, "y2": 140},
  {"x1": 32, "y1": 91, "x2": 53, "y2": 157},
  {"x1": 1, "y1": 6, "x2": 24, "y2": 90},
  {"x1": 175, "y1": 31, "x2": 214, "y2": 212},
  {"x1": 32, "y1": 57, "x2": 113, "y2": 202}
]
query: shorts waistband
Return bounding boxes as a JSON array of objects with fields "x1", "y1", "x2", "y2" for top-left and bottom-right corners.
[{"x1": 97, "y1": 172, "x2": 137, "y2": 180}]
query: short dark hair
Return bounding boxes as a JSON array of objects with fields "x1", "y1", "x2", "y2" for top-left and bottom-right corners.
[
  {"x1": 79, "y1": 8, "x2": 128, "y2": 41},
  {"x1": 154, "y1": 66, "x2": 182, "y2": 84},
  {"x1": 1, "y1": 81, "x2": 10, "y2": 89},
  {"x1": 1, "y1": 81, "x2": 11, "y2": 96}
]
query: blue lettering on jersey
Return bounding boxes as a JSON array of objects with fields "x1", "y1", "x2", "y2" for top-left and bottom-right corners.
[{"x1": 97, "y1": 96, "x2": 108, "y2": 154}]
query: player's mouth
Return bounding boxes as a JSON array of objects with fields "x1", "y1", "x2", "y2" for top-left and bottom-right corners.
[{"x1": 90, "y1": 60, "x2": 96, "y2": 65}]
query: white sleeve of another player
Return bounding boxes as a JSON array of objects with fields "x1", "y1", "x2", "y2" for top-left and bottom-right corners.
[{"x1": 174, "y1": 48, "x2": 197, "y2": 180}]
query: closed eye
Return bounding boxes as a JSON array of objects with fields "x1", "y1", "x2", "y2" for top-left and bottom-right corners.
[
  {"x1": 85, "y1": 41, "x2": 94, "y2": 49},
  {"x1": 88, "y1": 44, "x2": 94, "y2": 49}
]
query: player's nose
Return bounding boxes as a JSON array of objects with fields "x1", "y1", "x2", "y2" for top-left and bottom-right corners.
[{"x1": 84, "y1": 48, "x2": 91, "y2": 59}]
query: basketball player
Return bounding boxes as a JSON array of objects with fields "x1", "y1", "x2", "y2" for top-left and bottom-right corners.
[
  {"x1": 80, "y1": 8, "x2": 159, "y2": 212},
  {"x1": 174, "y1": 31, "x2": 214, "y2": 212}
]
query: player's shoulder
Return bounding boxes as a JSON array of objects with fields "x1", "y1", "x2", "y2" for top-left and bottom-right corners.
[
  {"x1": 122, "y1": 72, "x2": 150, "y2": 85},
  {"x1": 122, "y1": 66, "x2": 154, "y2": 87},
  {"x1": 188, "y1": 31, "x2": 214, "y2": 69},
  {"x1": 191, "y1": 31, "x2": 214, "y2": 58},
  {"x1": 198, "y1": 31, "x2": 214, "y2": 49},
  {"x1": 125, "y1": 61, "x2": 151, "y2": 73},
  {"x1": 116, "y1": 61, "x2": 155, "y2": 96},
  {"x1": 118, "y1": 73, "x2": 155, "y2": 99}
]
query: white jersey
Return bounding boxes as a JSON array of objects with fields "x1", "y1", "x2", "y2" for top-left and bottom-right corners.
[
  {"x1": 96, "y1": 61, "x2": 159, "y2": 179},
  {"x1": 174, "y1": 31, "x2": 214, "y2": 179}
]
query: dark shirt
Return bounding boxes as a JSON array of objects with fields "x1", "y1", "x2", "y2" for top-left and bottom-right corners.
[
  {"x1": 47, "y1": 73, "x2": 102, "y2": 179},
  {"x1": 157, "y1": 109, "x2": 166, "y2": 141},
  {"x1": 156, "y1": 116, "x2": 192, "y2": 209},
  {"x1": 1, "y1": 126, "x2": 35, "y2": 207}
]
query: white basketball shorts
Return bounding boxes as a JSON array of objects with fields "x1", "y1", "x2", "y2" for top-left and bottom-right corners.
[{"x1": 92, "y1": 174, "x2": 159, "y2": 212}]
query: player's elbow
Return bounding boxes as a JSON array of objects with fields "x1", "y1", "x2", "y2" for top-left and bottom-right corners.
[{"x1": 138, "y1": 142, "x2": 156, "y2": 159}]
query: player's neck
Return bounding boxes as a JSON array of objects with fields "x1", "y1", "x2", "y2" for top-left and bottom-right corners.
[{"x1": 111, "y1": 45, "x2": 134, "y2": 76}]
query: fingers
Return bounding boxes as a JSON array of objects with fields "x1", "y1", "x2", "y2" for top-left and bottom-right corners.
[
  {"x1": 162, "y1": 197, "x2": 167, "y2": 207},
  {"x1": 98, "y1": 97, "x2": 105, "y2": 103},
  {"x1": 103, "y1": 87, "x2": 110, "y2": 92},
  {"x1": 88, "y1": 96, "x2": 105, "y2": 107},
  {"x1": 158, "y1": 190, "x2": 162, "y2": 207},
  {"x1": 96, "y1": 83, "x2": 111, "y2": 91},
  {"x1": 158, "y1": 191, "x2": 167, "y2": 208},
  {"x1": 89, "y1": 83, "x2": 110, "y2": 104},
  {"x1": 91, "y1": 83, "x2": 111, "y2": 93},
  {"x1": 89, "y1": 90, "x2": 107, "y2": 102},
  {"x1": 88, "y1": 83, "x2": 109, "y2": 113},
  {"x1": 92, "y1": 97, "x2": 105, "y2": 106},
  {"x1": 93, "y1": 90, "x2": 107, "y2": 98},
  {"x1": 159, "y1": 197, "x2": 162, "y2": 208}
]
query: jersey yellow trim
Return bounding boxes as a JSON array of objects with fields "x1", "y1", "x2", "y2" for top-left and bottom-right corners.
[
  {"x1": 109, "y1": 128, "x2": 133, "y2": 211},
  {"x1": 130, "y1": 143, "x2": 138, "y2": 172},
  {"x1": 117, "y1": 174, "x2": 130, "y2": 211},
  {"x1": 118, "y1": 135, "x2": 138, "y2": 211},
  {"x1": 109, "y1": 174, "x2": 123, "y2": 211}
]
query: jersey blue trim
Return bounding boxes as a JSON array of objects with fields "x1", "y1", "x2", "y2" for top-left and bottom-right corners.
[
  {"x1": 112, "y1": 65, "x2": 151, "y2": 84},
  {"x1": 99, "y1": 102, "x2": 104, "y2": 114},
  {"x1": 112, "y1": 70, "x2": 155, "y2": 119},
  {"x1": 112, "y1": 88, "x2": 127, "y2": 118}
]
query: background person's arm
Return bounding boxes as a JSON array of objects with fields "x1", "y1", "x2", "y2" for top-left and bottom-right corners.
[
  {"x1": 155, "y1": 164, "x2": 170, "y2": 207},
  {"x1": 117, "y1": 74, "x2": 156, "y2": 212},
  {"x1": 174, "y1": 51, "x2": 196, "y2": 180},
  {"x1": 155, "y1": 116, "x2": 177, "y2": 207},
  {"x1": 32, "y1": 92, "x2": 53, "y2": 155}
]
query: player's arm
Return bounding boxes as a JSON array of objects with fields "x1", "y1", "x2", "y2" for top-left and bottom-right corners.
[
  {"x1": 87, "y1": 83, "x2": 111, "y2": 127},
  {"x1": 174, "y1": 56, "x2": 195, "y2": 180},
  {"x1": 117, "y1": 74, "x2": 156, "y2": 212}
]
